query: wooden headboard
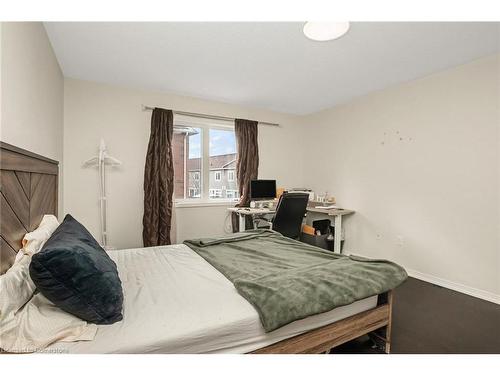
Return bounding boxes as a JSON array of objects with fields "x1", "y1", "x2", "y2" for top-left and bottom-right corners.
[{"x1": 0, "y1": 142, "x2": 59, "y2": 274}]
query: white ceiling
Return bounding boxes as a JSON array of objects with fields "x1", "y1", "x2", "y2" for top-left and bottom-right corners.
[{"x1": 44, "y1": 22, "x2": 500, "y2": 115}]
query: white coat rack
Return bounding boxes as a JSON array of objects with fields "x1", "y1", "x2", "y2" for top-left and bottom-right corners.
[{"x1": 82, "y1": 139, "x2": 121, "y2": 250}]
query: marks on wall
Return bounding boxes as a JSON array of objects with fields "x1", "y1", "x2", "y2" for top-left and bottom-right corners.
[{"x1": 380, "y1": 130, "x2": 414, "y2": 146}]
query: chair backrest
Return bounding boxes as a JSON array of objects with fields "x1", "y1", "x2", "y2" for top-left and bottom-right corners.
[{"x1": 272, "y1": 192, "x2": 309, "y2": 239}]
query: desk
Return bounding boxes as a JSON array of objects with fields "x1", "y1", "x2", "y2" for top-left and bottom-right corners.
[
  {"x1": 227, "y1": 207, "x2": 276, "y2": 234},
  {"x1": 227, "y1": 205, "x2": 354, "y2": 254},
  {"x1": 306, "y1": 206, "x2": 355, "y2": 253}
]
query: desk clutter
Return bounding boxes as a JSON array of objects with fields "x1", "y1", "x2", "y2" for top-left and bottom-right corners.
[
  {"x1": 300, "y1": 219, "x2": 344, "y2": 252},
  {"x1": 286, "y1": 188, "x2": 336, "y2": 205},
  {"x1": 228, "y1": 180, "x2": 354, "y2": 253}
]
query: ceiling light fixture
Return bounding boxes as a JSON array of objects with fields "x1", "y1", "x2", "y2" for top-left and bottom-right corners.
[{"x1": 303, "y1": 22, "x2": 350, "y2": 42}]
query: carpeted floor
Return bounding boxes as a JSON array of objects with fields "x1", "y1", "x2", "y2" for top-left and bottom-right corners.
[{"x1": 331, "y1": 277, "x2": 500, "y2": 354}]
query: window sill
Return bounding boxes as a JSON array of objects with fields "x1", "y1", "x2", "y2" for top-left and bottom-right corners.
[{"x1": 174, "y1": 200, "x2": 238, "y2": 209}]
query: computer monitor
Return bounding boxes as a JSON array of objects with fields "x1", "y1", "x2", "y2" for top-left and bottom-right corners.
[{"x1": 250, "y1": 180, "x2": 277, "y2": 200}]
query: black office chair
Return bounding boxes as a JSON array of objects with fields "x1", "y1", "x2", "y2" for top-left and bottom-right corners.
[{"x1": 270, "y1": 192, "x2": 309, "y2": 239}]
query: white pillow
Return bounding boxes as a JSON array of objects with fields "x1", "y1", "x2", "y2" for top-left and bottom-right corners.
[
  {"x1": 0, "y1": 292, "x2": 97, "y2": 353},
  {"x1": 2, "y1": 215, "x2": 60, "y2": 317},
  {"x1": 14, "y1": 214, "x2": 60, "y2": 264},
  {"x1": 0, "y1": 255, "x2": 36, "y2": 321}
]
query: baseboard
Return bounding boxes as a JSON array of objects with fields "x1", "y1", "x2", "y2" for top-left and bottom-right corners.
[
  {"x1": 405, "y1": 268, "x2": 500, "y2": 305},
  {"x1": 346, "y1": 251, "x2": 500, "y2": 305}
]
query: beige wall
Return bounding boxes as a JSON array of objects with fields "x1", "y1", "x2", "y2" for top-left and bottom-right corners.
[
  {"x1": 303, "y1": 54, "x2": 500, "y2": 302},
  {"x1": 0, "y1": 23, "x2": 496, "y2": 303},
  {"x1": 61, "y1": 52, "x2": 500, "y2": 303},
  {"x1": 63, "y1": 79, "x2": 305, "y2": 248},
  {"x1": 0, "y1": 22, "x2": 64, "y2": 216}
]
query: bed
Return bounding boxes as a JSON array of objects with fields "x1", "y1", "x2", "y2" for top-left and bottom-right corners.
[
  {"x1": 0, "y1": 141, "x2": 397, "y2": 354},
  {"x1": 47, "y1": 245, "x2": 379, "y2": 354}
]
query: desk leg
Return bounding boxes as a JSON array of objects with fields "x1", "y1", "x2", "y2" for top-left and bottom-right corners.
[
  {"x1": 334, "y1": 215, "x2": 342, "y2": 254},
  {"x1": 239, "y1": 214, "x2": 246, "y2": 233}
]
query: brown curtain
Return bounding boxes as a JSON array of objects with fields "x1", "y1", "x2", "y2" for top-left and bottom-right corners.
[
  {"x1": 232, "y1": 119, "x2": 259, "y2": 232},
  {"x1": 143, "y1": 108, "x2": 174, "y2": 246}
]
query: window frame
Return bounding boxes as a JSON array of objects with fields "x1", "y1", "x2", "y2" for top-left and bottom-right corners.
[
  {"x1": 174, "y1": 115, "x2": 239, "y2": 206},
  {"x1": 227, "y1": 170, "x2": 235, "y2": 182}
]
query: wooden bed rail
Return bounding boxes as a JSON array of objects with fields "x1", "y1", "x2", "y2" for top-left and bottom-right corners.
[{"x1": 250, "y1": 290, "x2": 393, "y2": 354}]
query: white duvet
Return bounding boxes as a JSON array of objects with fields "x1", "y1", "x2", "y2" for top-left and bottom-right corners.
[{"x1": 48, "y1": 244, "x2": 377, "y2": 354}]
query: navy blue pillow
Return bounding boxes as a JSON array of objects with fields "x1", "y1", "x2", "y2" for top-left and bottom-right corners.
[{"x1": 30, "y1": 214, "x2": 123, "y2": 324}]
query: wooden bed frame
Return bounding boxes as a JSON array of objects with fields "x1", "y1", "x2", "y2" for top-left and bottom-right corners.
[
  {"x1": 251, "y1": 291, "x2": 393, "y2": 354},
  {"x1": 0, "y1": 142, "x2": 58, "y2": 274},
  {"x1": 0, "y1": 141, "x2": 393, "y2": 354}
]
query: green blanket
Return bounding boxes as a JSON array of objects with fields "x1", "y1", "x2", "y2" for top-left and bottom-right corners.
[{"x1": 184, "y1": 230, "x2": 407, "y2": 332}]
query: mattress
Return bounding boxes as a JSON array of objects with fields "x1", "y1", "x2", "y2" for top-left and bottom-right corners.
[{"x1": 48, "y1": 244, "x2": 378, "y2": 354}]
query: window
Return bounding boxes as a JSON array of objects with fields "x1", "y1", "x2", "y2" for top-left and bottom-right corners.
[
  {"x1": 226, "y1": 189, "x2": 239, "y2": 199},
  {"x1": 172, "y1": 116, "x2": 238, "y2": 202},
  {"x1": 209, "y1": 128, "x2": 237, "y2": 200},
  {"x1": 188, "y1": 188, "x2": 200, "y2": 198},
  {"x1": 172, "y1": 127, "x2": 202, "y2": 200},
  {"x1": 209, "y1": 189, "x2": 222, "y2": 198}
]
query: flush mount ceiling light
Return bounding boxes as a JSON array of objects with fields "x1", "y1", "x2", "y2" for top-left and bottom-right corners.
[{"x1": 303, "y1": 22, "x2": 350, "y2": 41}]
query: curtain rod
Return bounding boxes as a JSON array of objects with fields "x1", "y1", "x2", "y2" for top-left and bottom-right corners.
[{"x1": 141, "y1": 105, "x2": 280, "y2": 127}]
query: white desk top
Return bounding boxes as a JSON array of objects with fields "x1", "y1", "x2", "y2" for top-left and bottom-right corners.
[
  {"x1": 306, "y1": 207, "x2": 355, "y2": 216},
  {"x1": 227, "y1": 206, "x2": 354, "y2": 216},
  {"x1": 227, "y1": 207, "x2": 276, "y2": 215}
]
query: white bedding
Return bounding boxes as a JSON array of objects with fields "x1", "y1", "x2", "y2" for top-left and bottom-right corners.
[
  {"x1": 0, "y1": 215, "x2": 97, "y2": 354},
  {"x1": 48, "y1": 244, "x2": 377, "y2": 354}
]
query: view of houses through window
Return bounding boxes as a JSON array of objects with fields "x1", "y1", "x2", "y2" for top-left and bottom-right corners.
[{"x1": 172, "y1": 122, "x2": 239, "y2": 201}]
